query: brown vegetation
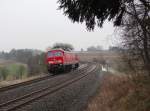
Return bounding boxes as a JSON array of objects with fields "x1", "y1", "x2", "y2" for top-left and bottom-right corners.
[
  {"x1": 85, "y1": 73, "x2": 150, "y2": 111},
  {"x1": 77, "y1": 51, "x2": 120, "y2": 62}
]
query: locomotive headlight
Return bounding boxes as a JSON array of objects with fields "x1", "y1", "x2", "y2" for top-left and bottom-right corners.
[
  {"x1": 48, "y1": 61, "x2": 54, "y2": 64},
  {"x1": 57, "y1": 60, "x2": 62, "y2": 63}
]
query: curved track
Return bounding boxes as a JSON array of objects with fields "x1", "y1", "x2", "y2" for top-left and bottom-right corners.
[
  {"x1": 0, "y1": 64, "x2": 89, "y2": 105},
  {"x1": 0, "y1": 63, "x2": 99, "y2": 111}
]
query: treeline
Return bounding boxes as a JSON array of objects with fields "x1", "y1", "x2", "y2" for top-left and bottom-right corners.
[
  {"x1": 0, "y1": 49, "x2": 47, "y2": 78},
  {"x1": 87, "y1": 45, "x2": 103, "y2": 51},
  {"x1": 86, "y1": 45, "x2": 123, "y2": 52}
]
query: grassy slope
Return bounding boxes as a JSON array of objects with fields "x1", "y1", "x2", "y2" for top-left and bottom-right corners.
[
  {"x1": 85, "y1": 72, "x2": 150, "y2": 111},
  {"x1": 81, "y1": 51, "x2": 150, "y2": 111}
]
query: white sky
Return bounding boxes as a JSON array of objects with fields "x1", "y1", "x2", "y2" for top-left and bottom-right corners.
[{"x1": 0, "y1": 0, "x2": 115, "y2": 52}]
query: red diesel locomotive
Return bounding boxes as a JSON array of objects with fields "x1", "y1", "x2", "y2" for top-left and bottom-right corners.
[{"x1": 46, "y1": 49, "x2": 79, "y2": 73}]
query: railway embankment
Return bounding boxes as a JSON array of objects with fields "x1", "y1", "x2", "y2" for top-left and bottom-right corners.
[
  {"x1": 0, "y1": 74, "x2": 47, "y2": 88},
  {"x1": 85, "y1": 71, "x2": 150, "y2": 111}
]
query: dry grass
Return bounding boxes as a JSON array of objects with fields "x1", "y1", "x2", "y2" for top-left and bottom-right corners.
[
  {"x1": 85, "y1": 73, "x2": 150, "y2": 111},
  {"x1": 0, "y1": 74, "x2": 46, "y2": 88},
  {"x1": 77, "y1": 51, "x2": 120, "y2": 62},
  {"x1": 78, "y1": 51, "x2": 150, "y2": 111}
]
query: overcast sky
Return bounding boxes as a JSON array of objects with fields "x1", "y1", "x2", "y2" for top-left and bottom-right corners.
[{"x1": 0, "y1": 0, "x2": 115, "y2": 52}]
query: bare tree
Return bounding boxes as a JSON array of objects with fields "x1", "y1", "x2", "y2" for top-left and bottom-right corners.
[
  {"x1": 121, "y1": 0, "x2": 150, "y2": 75},
  {"x1": 52, "y1": 43, "x2": 74, "y2": 51},
  {"x1": 87, "y1": 45, "x2": 103, "y2": 51}
]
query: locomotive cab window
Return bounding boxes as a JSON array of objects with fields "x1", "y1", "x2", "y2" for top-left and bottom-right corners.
[
  {"x1": 54, "y1": 52, "x2": 62, "y2": 56},
  {"x1": 47, "y1": 51, "x2": 53, "y2": 57}
]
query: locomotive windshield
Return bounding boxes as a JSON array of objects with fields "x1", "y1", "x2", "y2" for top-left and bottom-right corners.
[
  {"x1": 47, "y1": 51, "x2": 62, "y2": 57},
  {"x1": 54, "y1": 52, "x2": 62, "y2": 56}
]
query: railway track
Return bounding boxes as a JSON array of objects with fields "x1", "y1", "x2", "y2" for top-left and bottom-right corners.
[
  {"x1": 0, "y1": 64, "x2": 90, "y2": 104},
  {"x1": 0, "y1": 64, "x2": 87, "y2": 92},
  {"x1": 0, "y1": 63, "x2": 99, "y2": 111},
  {"x1": 0, "y1": 75, "x2": 51, "y2": 92}
]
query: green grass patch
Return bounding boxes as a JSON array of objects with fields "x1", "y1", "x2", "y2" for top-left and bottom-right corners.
[{"x1": 0, "y1": 63, "x2": 28, "y2": 81}]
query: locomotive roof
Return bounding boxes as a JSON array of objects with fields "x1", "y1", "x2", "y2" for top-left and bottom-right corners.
[
  {"x1": 47, "y1": 48, "x2": 63, "y2": 51},
  {"x1": 47, "y1": 49, "x2": 75, "y2": 53}
]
